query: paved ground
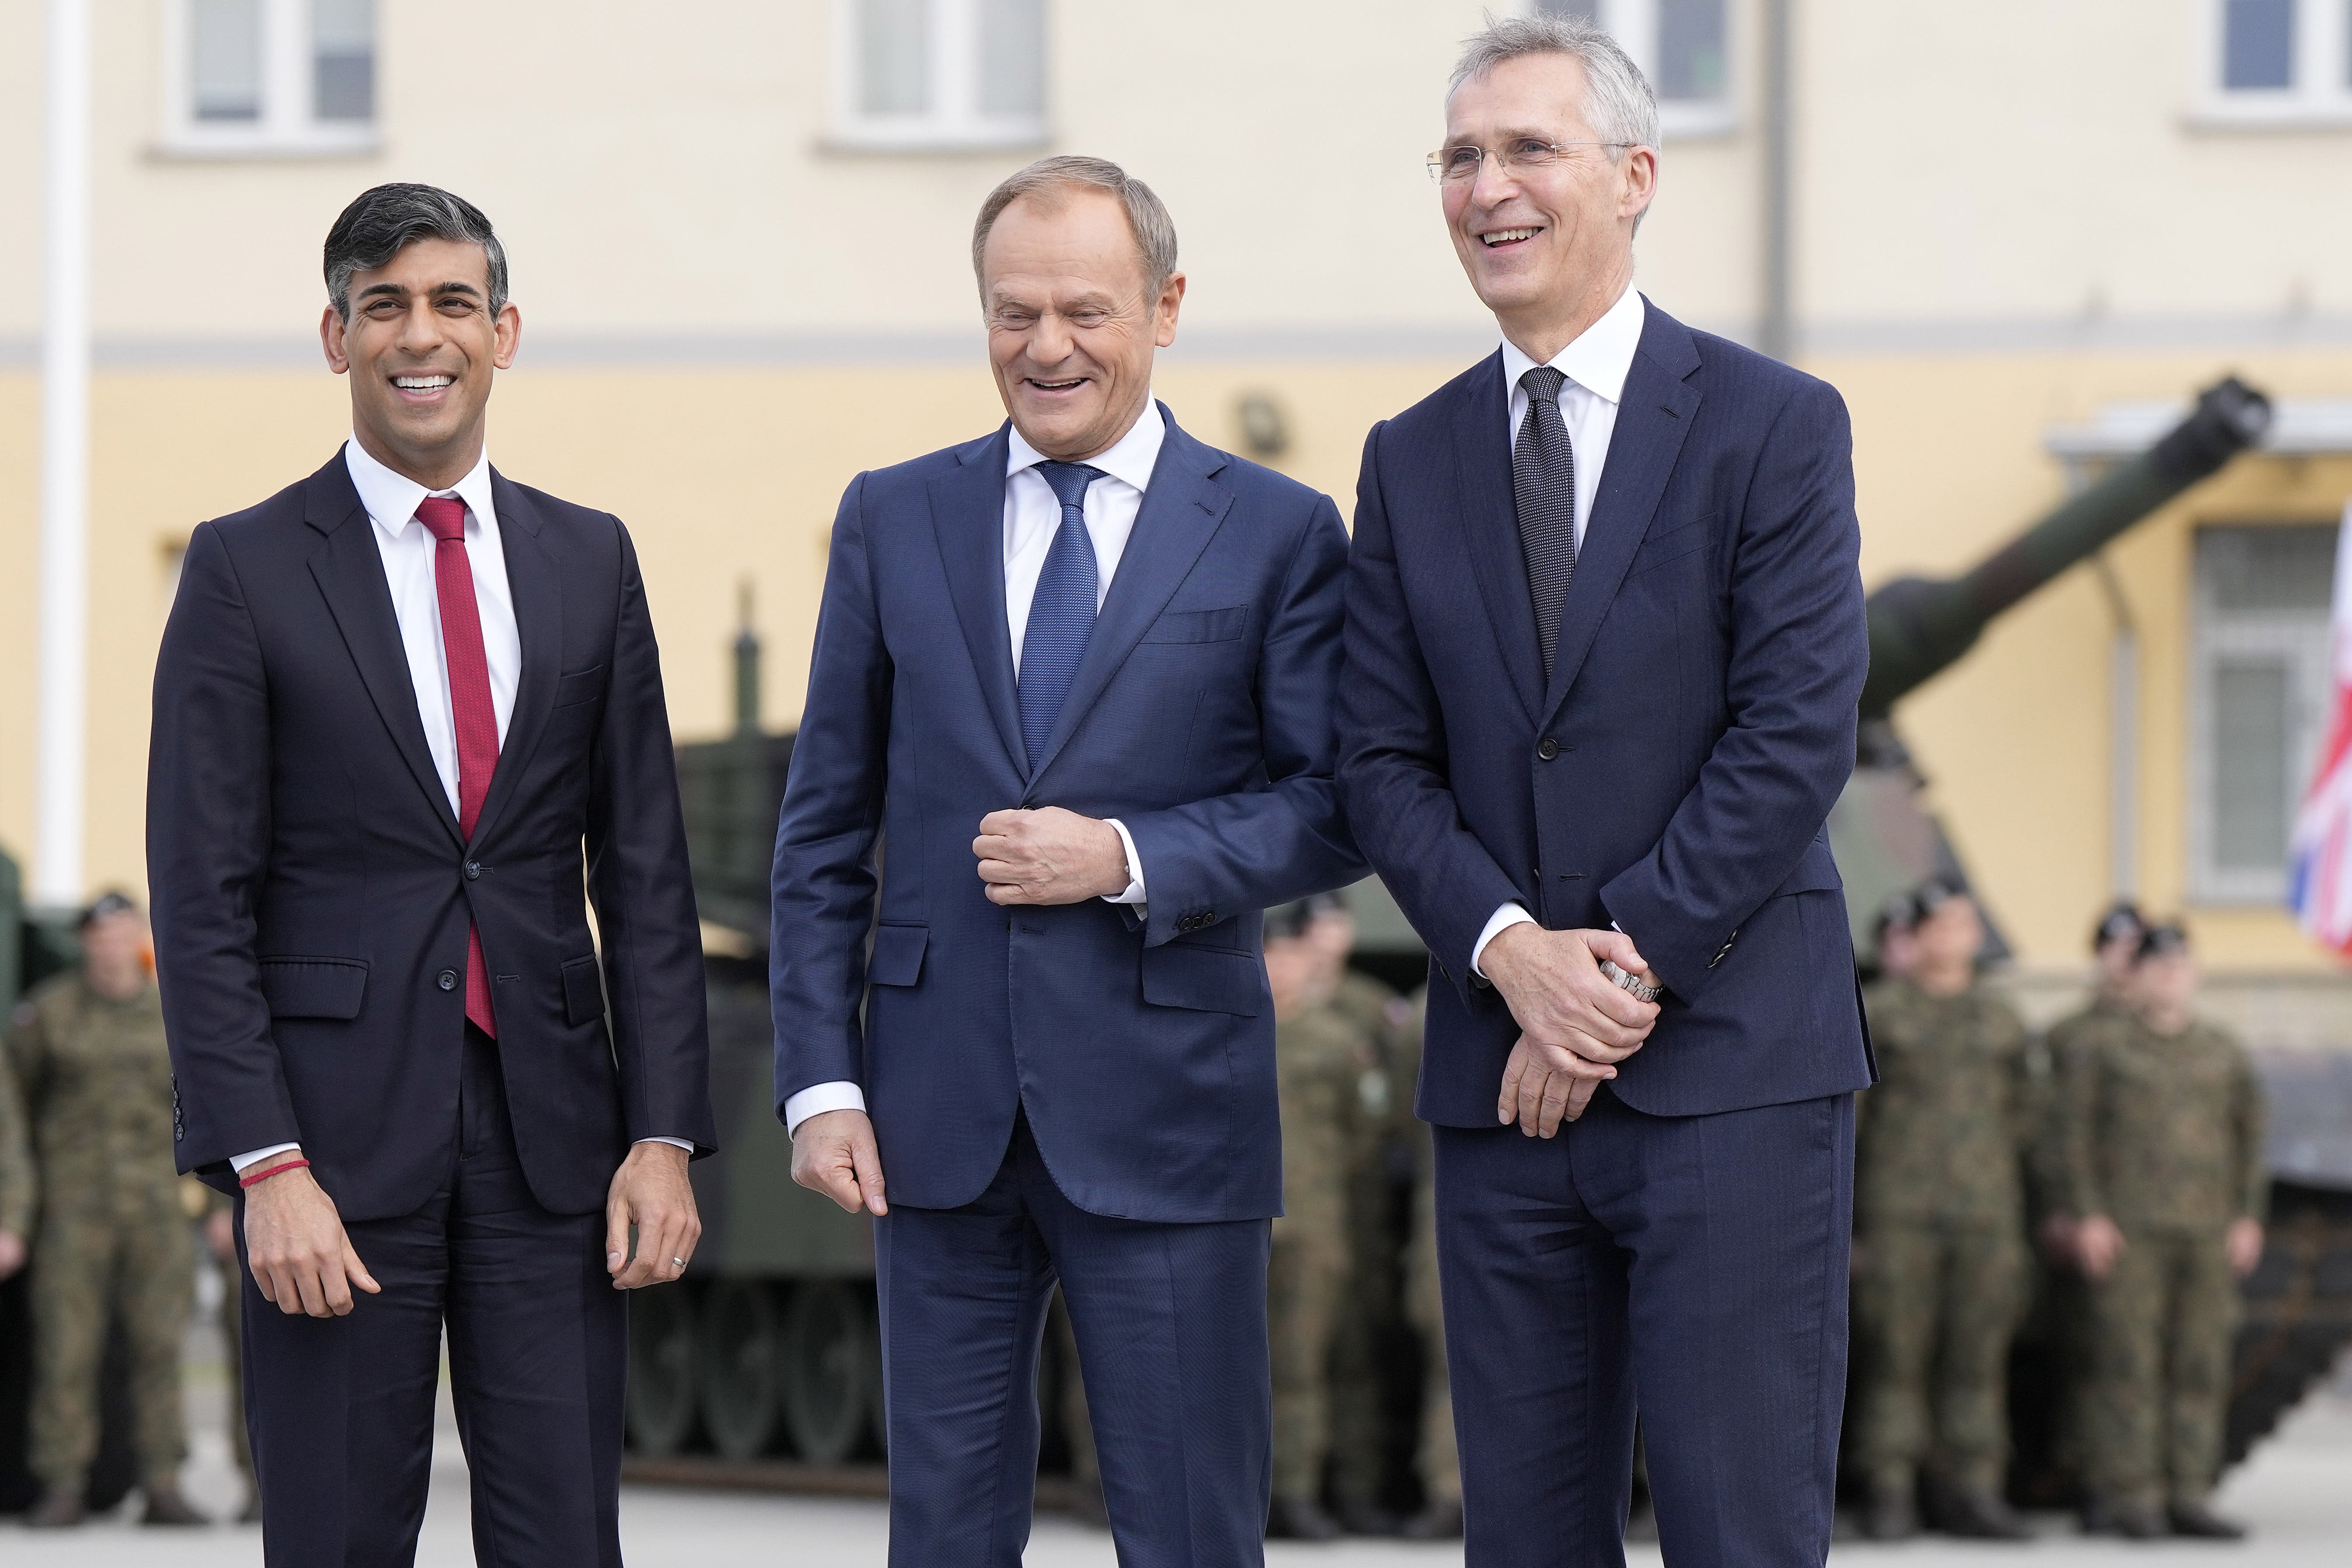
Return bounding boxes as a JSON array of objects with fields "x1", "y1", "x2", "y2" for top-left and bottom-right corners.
[{"x1": 11, "y1": 1286, "x2": 2351, "y2": 1565}]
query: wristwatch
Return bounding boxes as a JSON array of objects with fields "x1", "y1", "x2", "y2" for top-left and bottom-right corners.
[{"x1": 1599, "y1": 959, "x2": 1663, "y2": 1004}]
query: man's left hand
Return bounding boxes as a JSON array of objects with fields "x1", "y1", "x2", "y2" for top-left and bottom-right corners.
[
  {"x1": 2226, "y1": 1216, "x2": 2265, "y2": 1279},
  {"x1": 974, "y1": 808, "x2": 1130, "y2": 906},
  {"x1": 606, "y1": 1141, "x2": 701, "y2": 1290}
]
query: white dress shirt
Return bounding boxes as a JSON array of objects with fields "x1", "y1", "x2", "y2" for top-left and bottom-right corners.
[
  {"x1": 784, "y1": 402, "x2": 1167, "y2": 1137},
  {"x1": 1474, "y1": 286, "x2": 1647, "y2": 978},
  {"x1": 232, "y1": 436, "x2": 686, "y2": 1171}
]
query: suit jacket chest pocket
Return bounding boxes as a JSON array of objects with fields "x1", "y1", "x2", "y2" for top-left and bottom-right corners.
[
  {"x1": 1140, "y1": 606, "x2": 1248, "y2": 645},
  {"x1": 1624, "y1": 513, "x2": 1718, "y2": 579},
  {"x1": 544, "y1": 665, "x2": 607, "y2": 749}
]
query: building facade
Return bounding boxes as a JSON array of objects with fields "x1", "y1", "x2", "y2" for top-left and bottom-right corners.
[{"x1": 1, "y1": 0, "x2": 2349, "y2": 987}]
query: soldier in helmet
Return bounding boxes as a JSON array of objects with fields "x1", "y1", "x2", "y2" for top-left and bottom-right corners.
[
  {"x1": 1261, "y1": 901, "x2": 1369, "y2": 1540},
  {"x1": 2063, "y1": 923, "x2": 2265, "y2": 1540},
  {"x1": 1871, "y1": 892, "x2": 1922, "y2": 984},
  {"x1": 1850, "y1": 879, "x2": 2037, "y2": 1540},
  {"x1": 9, "y1": 892, "x2": 206, "y2": 1527}
]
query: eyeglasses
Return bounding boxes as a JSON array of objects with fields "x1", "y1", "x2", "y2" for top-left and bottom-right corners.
[{"x1": 1426, "y1": 138, "x2": 1634, "y2": 183}]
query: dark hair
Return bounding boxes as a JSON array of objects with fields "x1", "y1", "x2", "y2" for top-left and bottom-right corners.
[
  {"x1": 2092, "y1": 900, "x2": 2145, "y2": 953},
  {"x1": 324, "y1": 183, "x2": 509, "y2": 321},
  {"x1": 77, "y1": 890, "x2": 138, "y2": 930},
  {"x1": 1263, "y1": 901, "x2": 1316, "y2": 946},
  {"x1": 2135, "y1": 922, "x2": 2190, "y2": 963}
]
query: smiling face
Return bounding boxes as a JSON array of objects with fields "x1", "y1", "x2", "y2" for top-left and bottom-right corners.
[
  {"x1": 981, "y1": 189, "x2": 1184, "y2": 463},
  {"x1": 1442, "y1": 52, "x2": 1655, "y2": 359},
  {"x1": 321, "y1": 236, "x2": 519, "y2": 490}
]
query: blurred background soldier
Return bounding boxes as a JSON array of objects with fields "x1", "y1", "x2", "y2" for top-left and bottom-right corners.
[
  {"x1": 1849, "y1": 880, "x2": 2036, "y2": 1541},
  {"x1": 2063, "y1": 923, "x2": 2267, "y2": 1540},
  {"x1": 1388, "y1": 987, "x2": 1461, "y2": 1539},
  {"x1": 0, "y1": 1044, "x2": 28, "y2": 1284},
  {"x1": 1262, "y1": 902, "x2": 1357, "y2": 1540},
  {"x1": 2028, "y1": 901, "x2": 2146, "y2": 1497},
  {"x1": 1871, "y1": 892, "x2": 1922, "y2": 984},
  {"x1": 8, "y1": 893, "x2": 204, "y2": 1528},
  {"x1": 201, "y1": 1188, "x2": 258, "y2": 1524}
]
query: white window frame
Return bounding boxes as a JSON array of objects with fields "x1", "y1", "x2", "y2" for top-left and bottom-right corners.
[
  {"x1": 2190, "y1": 0, "x2": 2352, "y2": 129},
  {"x1": 158, "y1": 0, "x2": 380, "y2": 159},
  {"x1": 1529, "y1": 0, "x2": 1739, "y2": 141},
  {"x1": 2187, "y1": 525, "x2": 2337, "y2": 905},
  {"x1": 827, "y1": 0, "x2": 1050, "y2": 154}
]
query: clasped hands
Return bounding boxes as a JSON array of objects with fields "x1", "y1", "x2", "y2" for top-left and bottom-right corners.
[
  {"x1": 794, "y1": 806, "x2": 1129, "y2": 1216},
  {"x1": 1480, "y1": 923, "x2": 1664, "y2": 1138}
]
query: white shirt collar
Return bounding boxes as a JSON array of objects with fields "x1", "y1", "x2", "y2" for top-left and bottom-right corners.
[
  {"x1": 1498, "y1": 286, "x2": 1647, "y2": 407},
  {"x1": 344, "y1": 435, "x2": 499, "y2": 539},
  {"x1": 1005, "y1": 398, "x2": 1167, "y2": 495}
]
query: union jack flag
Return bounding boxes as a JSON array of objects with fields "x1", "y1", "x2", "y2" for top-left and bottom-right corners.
[{"x1": 2289, "y1": 499, "x2": 2352, "y2": 956}]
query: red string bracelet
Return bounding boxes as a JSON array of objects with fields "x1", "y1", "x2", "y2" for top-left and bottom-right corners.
[{"x1": 239, "y1": 1158, "x2": 310, "y2": 1190}]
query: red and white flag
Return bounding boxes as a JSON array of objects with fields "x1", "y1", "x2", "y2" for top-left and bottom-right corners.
[{"x1": 2290, "y1": 498, "x2": 2352, "y2": 956}]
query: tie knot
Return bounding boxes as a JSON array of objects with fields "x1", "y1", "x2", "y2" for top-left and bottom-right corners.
[
  {"x1": 1519, "y1": 364, "x2": 1567, "y2": 405},
  {"x1": 1034, "y1": 461, "x2": 1105, "y2": 513},
  {"x1": 415, "y1": 495, "x2": 468, "y2": 543}
]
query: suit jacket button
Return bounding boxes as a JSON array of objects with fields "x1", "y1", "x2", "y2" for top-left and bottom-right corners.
[
  {"x1": 465, "y1": 861, "x2": 482, "y2": 881},
  {"x1": 1537, "y1": 738, "x2": 1561, "y2": 761},
  {"x1": 437, "y1": 969, "x2": 460, "y2": 991}
]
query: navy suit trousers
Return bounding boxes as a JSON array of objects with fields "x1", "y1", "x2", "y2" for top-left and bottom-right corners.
[
  {"x1": 237, "y1": 1025, "x2": 625, "y2": 1567},
  {"x1": 875, "y1": 1113, "x2": 1272, "y2": 1568},
  {"x1": 1434, "y1": 1088, "x2": 1855, "y2": 1568}
]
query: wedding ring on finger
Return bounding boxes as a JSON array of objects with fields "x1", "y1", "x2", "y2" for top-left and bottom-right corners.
[{"x1": 1598, "y1": 959, "x2": 1663, "y2": 1004}]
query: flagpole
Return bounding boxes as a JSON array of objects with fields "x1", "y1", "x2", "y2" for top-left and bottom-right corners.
[{"x1": 36, "y1": 0, "x2": 92, "y2": 908}]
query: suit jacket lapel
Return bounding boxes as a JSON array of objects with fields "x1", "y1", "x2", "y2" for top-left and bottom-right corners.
[
  {"x1": 1024, "y1": 409, "x2": 1232, "y2": 792},
  {"x1": 303, "y1": 454, "x2": 464, "y2": 848},
  {"x1": 469, "y1": 470, "x2": 561, "y2": 849},
  {"x1": 928, "y1": 429, "x2": 1028, "y2": 779},
  {"x1": 1540, "y1": 304, "x2": 1704, "y2": 723},
  {"x1": 1452, "y1": 354, "x2": 1545, "y2": 727}
]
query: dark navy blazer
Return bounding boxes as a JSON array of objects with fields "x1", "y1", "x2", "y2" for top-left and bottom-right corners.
[
  {"x1": 771, "y1": 408, "x2": 1363, "y2": 1223},
  {"x1": 1339, "y1": 302, "x2": 1875, "y2": 1125},
  {"x1": 149, "y1": 454, "x2": 717, "y2": 1221}
]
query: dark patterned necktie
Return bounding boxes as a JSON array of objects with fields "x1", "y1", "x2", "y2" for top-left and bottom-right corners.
[
  {"x1": 1018, "y1": 461, "x2": 1106, "y2": 769},
  {"x1": 1512, "y1": 364, "x2": 1578, "y2": 679}
]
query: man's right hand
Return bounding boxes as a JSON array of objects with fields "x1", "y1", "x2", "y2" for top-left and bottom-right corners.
[
  {"x1": 792, "y1": 1109, "x2": 889, "y2": 1216},
  {"x1": 2074, "y1": 1212, "x2": 2126, "y2": 1280},
  {"x1": 242, "y1": 1155, "x2": 380, "y2": 1317},
  {"x1": 1481, "y1": 924, "x2": 1661, "y2": 1136}
]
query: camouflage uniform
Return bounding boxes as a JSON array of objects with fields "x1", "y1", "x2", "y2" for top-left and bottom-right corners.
[
  {"x1": 1324, "y1": 971, "x2": 1407, "y2": 1515},
  {"x1": 8, "y1": 973, "x2": 193, "y2": 1493},
  {"x1": 1850, "y1": 978, "x2": 2036, "y2": 1497},
  {"x1": 1268, "y1": 1001, "x2": 1363, "y2": 1503},
  {"x1": 1390, "y1": 990, "x2": 1458, "y2": 1507},
  {"x1": 2033, "y1": 998, "x2": 2138, "y2": 1485},
  {"x1": 0, "y1": 1046, "x2": 31, "y2": 1242},
  {"x1": 2057, "y1": 1016, "x2": 2265, "y2": 1511}
]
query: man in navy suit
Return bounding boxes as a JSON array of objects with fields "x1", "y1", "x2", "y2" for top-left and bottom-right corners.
[
  {"x1": 149, "y1": 185, "x2": 714, "y2": 1564},
  {"x1": 1338, "y1": 19, "x2": 1873, "y2": 1568},
  {"x1": 772, "y1": 156, "x2": 1360, "y2": 1566}
]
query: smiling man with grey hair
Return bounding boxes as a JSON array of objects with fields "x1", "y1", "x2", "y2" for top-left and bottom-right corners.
[
  {"x1": 774, "y1": 154, "x2": 1361, "y2": 1565},
  {"x1": 1338, "y1": 16, "x2": 1873, "y2": 1566}
]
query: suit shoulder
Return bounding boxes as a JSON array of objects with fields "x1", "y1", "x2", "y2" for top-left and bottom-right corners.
[
  {"x1": 857, "y1": 433, "x2": 997, "y2": 499},
  {"x1": 1380, "y1": 356, "x2": 1496, "y2": 447},
  {"x1": 202, "y1": 475, "x2": 316, "y2": 545},
  {"x1": 1682, "y1": 326, "x2": 1844, "y2": 414},
  {"x1": 1205, "y1": 446, "x2": 1335, "y2": 519}
]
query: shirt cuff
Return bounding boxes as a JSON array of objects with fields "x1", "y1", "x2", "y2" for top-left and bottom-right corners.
[
  {"x1": 1100, "y1": 818, "x2": 1148, "y2": 907},
  {"x1": 1471, "y1": 903, "x2": 1537, "y2": 978},
  {"x1": 635, "y1": 1137, "x2": 693, "y2": 1153},
  {"x1": 229, "y1": 1143, "x2": 301, "y2": 1174},
  {"x1": 784, "y1": 1081, "x2": 868, "y2": 1138}
]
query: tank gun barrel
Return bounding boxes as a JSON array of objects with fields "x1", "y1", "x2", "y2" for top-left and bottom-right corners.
[{"x1": 1857, "y1": 376, "x2": 2272, "y2": 721}]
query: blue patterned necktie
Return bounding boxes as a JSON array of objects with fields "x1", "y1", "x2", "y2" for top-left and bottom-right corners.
[{"x1": 1018, "y1": 460, "x2": 1106, "y2": 768}]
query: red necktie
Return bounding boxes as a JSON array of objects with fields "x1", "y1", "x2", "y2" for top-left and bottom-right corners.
[{"x1": 417, "y1": 496, "x2": 499, "y2": 1038}]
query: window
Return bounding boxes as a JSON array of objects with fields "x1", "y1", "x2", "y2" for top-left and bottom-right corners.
[
  {"x1": 2198, "y1": 0, "x2": 2352, "y2": 125},
  {"x1": 831, "y1": 0, "x2": 1048, "y2": 151},
  {"x1": 2190, "y1": 525, "x2": 2338, "y2": 902},
  {"x1": 1534, "y1": 0, "x2": 1734, "y2": 138},
  {"x1": 164, "y1": 0, "x2": 378, "y2": 155}
]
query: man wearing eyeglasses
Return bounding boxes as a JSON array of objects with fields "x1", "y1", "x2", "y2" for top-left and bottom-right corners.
[{"x1": 1337, "y1": 16, "x2": 1872, "y2": 1567}]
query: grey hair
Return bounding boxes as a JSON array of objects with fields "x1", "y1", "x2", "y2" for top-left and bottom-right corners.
[
  {"x1": 971, "y1": 155, "x2": 1180, "y2": 299},
  {"x1": 324, "y1": 183, "x2": 510, "y2": 321},
  {"x1": 1450, "y1": 12, "x2": 1660, "y2": 155}
]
